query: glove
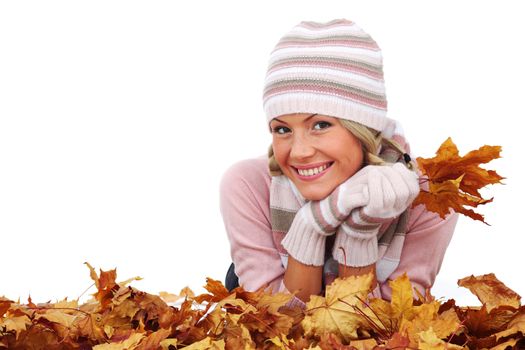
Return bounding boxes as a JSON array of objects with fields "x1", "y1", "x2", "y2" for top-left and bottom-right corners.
[
  {"x1": 332, "y1": 163, "x2": 420, "y2": 266},
  {"x1": 281, "y1": 166, "x2": 375, "y2": 266}
]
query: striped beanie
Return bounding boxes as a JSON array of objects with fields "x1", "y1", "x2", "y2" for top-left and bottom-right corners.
[{"x1": 262, "y1": 19, "x2": 397, "y2": 138}]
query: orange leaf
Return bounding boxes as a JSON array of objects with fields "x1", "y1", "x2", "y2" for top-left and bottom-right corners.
[{"x1": 413, "y1": 137, "x2": 503, "y2": 224}]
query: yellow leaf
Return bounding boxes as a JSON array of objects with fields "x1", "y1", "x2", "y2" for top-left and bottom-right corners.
[
  {"x1": 182, "y1": 337, "x2": 225, "y2": 350},
  {"x1": 104, "y1": 324, "x2": 115, "y2": 339},
  {"x1": 400, "y1": 302, "x2": 460, "y2": 348},
  {"x1": 302, "y1": 273, "x2": 373, "y2": 341},
  {"x1": 256, "y1": 291, "x2": 293, "y2": 315},
  {"x1": 53, "y1": 298, "x2": 79, "y2": 309},
  {"x1": 118, "y1": 276, "x2": 143, "y2": 288},
  {"x1": 0, "y1": 315, "x2": 31, "y2": 339},
  {"x1": 92, "y1": 333, "x2": 145, "y2": 350},
  {"x1": 418, "y1": 328, "x2": 464, "y2": 350},
  {"x1": 217, "y1": 294, "x2": 257, "y2": 315},
  {"x1": 349, "y1": 338, "x2": 378, "y2": 350},
  {"x1": 36, "y1": 309, "x2": 77, "y2": 328},
  {"x1": 266, "y1": 334, "x2": 293, "y2": 349},
  {"x1": 390, "y1": 273, "x2": 414, "y2": 318},
  {"x1": 159, "y1": 338, "x2": 178, "y2": 350},
  {"x1": 159, "y1": 286, "x2": 195, "y2": 303}
]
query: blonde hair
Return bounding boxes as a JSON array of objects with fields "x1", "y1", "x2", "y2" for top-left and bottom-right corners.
[{"x1": 268, "y1": 119, "x2": 412, "y2": 176}]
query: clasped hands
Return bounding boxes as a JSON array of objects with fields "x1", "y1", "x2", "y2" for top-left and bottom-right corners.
[{"x1": 281, "y1": 163, "x2": 420, "y2": 267}]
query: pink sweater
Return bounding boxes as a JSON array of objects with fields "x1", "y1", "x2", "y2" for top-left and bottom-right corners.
[{"x1": 220, "y1": 156, "x2": 458, "y2": 301}]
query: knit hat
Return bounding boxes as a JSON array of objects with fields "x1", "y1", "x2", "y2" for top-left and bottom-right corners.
[{"x1": 262, "y1": 19, "x2": 397, "y2": 138}]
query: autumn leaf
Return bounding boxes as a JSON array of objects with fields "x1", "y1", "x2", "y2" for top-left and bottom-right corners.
[
  {"x1": 417, "y1": 328, "x2": 464, "y2": 350},
  {"x1": 0, "y1": 315, "x2": 31, "y2": 339},
  {"x1": 413, "y1": 137, "x2": 503, "y2": 224},
  {"x1": 458, "y1": 273, "x2": 521, "y2": 312},
  {"x1": 302, "y1": 273, "x2": 373, "y2": 342},
  {"x1": 85, "y1": 262, "x2": 119, "y2": 310}
]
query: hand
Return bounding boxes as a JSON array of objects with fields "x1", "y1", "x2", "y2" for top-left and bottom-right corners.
[
  {"x1": 332, "y1": 163, "x2": 420, "y2": 266},
  {"x1": 360, "y1": 162, "x2": 420, "y2": 221}
]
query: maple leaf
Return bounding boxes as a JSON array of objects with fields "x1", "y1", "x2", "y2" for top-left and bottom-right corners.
[
  {"x1": 413, "y1": 137, "x2": 503, "y2": 224},
  {"x1": 302, "y1": 273, "x2": 374, "y2": 342},
  {"x1": 85, "y1": 262, "x2": 119, "y2": 310},
  {"x1": 458, "y1": 273, "x2": 521, "y2": 312},
  {"x1": 0, "y1": 315, "x2": 31, "y2": 339}
]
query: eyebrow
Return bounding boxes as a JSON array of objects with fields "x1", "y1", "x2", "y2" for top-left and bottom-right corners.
[{"x1": 272, "y1": 113, "x2": 318, "y2": 124}]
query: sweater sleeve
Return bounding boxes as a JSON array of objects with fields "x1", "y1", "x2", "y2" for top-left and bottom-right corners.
[
  {"x1": 220, "y1": 157, "x2": 285, "y2": 292},
  {"x1": 379, "y1": 205, "x2": 459, "y2": 300}
]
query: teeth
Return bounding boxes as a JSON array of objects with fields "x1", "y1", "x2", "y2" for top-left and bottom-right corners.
[{"x1": 298, "y1": 163, "x2": 329, "y2": 177}]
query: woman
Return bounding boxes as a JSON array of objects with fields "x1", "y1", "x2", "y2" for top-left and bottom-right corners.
[{"x1": 220, "y1": 19, "x2": 458, "y2": 306}]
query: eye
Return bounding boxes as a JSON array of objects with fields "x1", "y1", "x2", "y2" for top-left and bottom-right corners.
[
  {"x1": 313, "y1": 121, "x2": 331, "y2": 130},
  {"x1": 272, "y1": 126, "x2": 291, "y2": 135}
]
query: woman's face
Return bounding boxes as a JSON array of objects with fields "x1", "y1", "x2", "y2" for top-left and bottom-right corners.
[{"x1": 270, "y1": 113, "x2": 364, "y2": 201}]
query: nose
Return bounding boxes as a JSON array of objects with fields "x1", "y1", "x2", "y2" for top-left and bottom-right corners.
[{"x1": 290, "y1": 133, "x2": 315, "y2": 160}]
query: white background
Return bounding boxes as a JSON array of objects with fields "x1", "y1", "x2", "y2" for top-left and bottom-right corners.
[{"x1": 1, "y1": 1, "x2": 523, "y2": 306}]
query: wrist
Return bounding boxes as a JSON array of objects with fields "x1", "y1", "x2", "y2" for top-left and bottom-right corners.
[{"x1": 332, "y1": 224, "x2": 380, "y2": 266}]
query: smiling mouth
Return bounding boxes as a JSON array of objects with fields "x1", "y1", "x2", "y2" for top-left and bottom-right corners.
[{"x1": 293, "y1": 162, "x2": 334, "y2": 177}]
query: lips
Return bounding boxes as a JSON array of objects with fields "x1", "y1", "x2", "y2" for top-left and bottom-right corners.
[{"x1": 292, "y1": 161, "x2": 334, "y2": 180}]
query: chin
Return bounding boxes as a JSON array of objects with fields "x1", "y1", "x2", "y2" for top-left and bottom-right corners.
[{"x1": 299, "y1": 188, "x2": 333, "y2": 202}]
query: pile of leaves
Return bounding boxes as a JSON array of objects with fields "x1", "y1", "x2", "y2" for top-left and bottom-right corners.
[{"x1": 1, "y1": 265, "x2": 524, "y2": 349}]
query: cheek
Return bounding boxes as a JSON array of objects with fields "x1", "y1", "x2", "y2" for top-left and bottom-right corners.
[{"x1": 271, "y1": 141, "x2": 288, "y2": 168}]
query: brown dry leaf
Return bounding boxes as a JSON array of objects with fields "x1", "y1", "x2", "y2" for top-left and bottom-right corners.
[
  {"x1": 458, "y1": 305, "x2": 515, "y2": 338},
  {"x1": 85, "y1": 262, "x2": 119, "y2": 310},
  {"x1": 493, "y1": 309, "x2": 525, "y2": 340},
  {"x1": 302, "y1": 273, "x2": 373, "y2": 342},
  {"x1": 458, "y1": 273, "x2": 521, "y2": 312},
  {"x1": 413, "y1": 137, "x2": 503, "y2": 224},
  {"x1": 0, "y1": 297, "x2": 12, "y2": 317},
  {"x1": 381, "y1": 332, "x2": 410, "y2": 349},
  {"x1": 193, "y1": 278, "x2": 231, "y2": 304}
]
